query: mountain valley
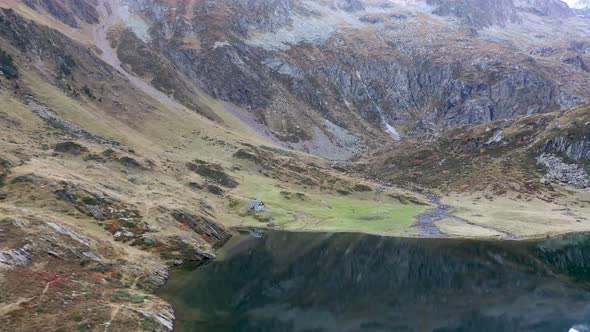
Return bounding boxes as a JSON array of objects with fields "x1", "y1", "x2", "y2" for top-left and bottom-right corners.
[{"x1": 0, "y1": 0, "x2": 589, "y2": 330}]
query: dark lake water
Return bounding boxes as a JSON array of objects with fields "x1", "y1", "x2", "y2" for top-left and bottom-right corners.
[{"x1": 159, "y1": 231, "x2": 590, "y2": 332}]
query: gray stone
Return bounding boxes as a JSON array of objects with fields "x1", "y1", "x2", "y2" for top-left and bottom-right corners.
[
  {"x1": 0, "y1": 245, "x2": 32, "y2": 269},
  {"x1": 47, "y1": 222, "x2": 91, "y2": 246},
  {"x1": 537, "y1": 153, "x2": 590, "y2": 189}
]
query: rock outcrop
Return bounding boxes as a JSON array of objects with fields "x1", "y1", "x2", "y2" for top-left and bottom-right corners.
[
  {"x1": 514, "y1": 0, "x2": 573, "y2": 17},
  {"x1": 543, "y1": 135, "x2": 590, "y2": 161},
  {"x1": 54, "y1": 141, "x2": 88, "y2": 155},
  {"x1": 537, "y1": 153, "x2": 590, "y2": 188},
  {"x1": 24, "y1": 0, "x2": 99, "y2": 27},
  {"x1": 171, "y1": 210, "x2": 231, "y2": 247},
  {"x1": 111, "y1": 0, "x2": 588, "y2": 157},
  {"x1": 0, "y1": 245, "x2": 32, "y2": 269},
  {"x1": 427, "y1": 0, "x2": 521, "y2": 27},
  {"x1": 426, "y1": 0, "x2": 572, "y2": 27}
]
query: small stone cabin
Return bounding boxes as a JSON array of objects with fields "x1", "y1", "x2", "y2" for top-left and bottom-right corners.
[{"x1": 248, "y1": 199, "x2": 265, "y2": 212}]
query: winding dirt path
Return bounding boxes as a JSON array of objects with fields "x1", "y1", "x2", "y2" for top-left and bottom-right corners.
[{"x1": 103, "y1": 304, "x2": 124, "y2": 332}]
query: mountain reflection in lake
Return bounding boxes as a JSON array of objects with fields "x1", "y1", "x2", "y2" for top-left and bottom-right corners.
[{"x1": 159, "y1": 231, "x2": 590, "y2": 332}]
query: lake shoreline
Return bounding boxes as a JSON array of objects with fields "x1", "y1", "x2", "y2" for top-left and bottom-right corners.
[{"x1": 158, "y1": 230, "x2": 590, "y2": 332}]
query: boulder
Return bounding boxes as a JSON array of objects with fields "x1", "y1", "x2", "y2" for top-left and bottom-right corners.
[
  {"x1": 54, "y1": 141, "x2": 88, "y2": 155},
  {"x1": 171, "y1": 210, "x2": 231, "y2": 246}
]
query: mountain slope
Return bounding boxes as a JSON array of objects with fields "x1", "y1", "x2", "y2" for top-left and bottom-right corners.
[
  {"x1": 0, "y1": 3, "x2": 430, "y2": 330},
  {"x1": 115, "y1": 0, "x2": 590, "y2": 158}
]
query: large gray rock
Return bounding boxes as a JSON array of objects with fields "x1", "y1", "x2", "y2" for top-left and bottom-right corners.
[
  {"x1": 427, "y1": 0, "x2": 521, "y2": 27},
  {"x1": 171, "y1": 210, "x2": 231, "y2": 246},
  {"x1": 514, "y1": 0, "x2": 573, "y2": 17},
  {"x1": 0, "y1": 245, "x2": 32, "y2": 269},
  {"x1": 537, "y1": 153, "x2": 590, "y2": 188},
  {"x1": 543, "y1": 135, "x2": 590, "y2": 162}
]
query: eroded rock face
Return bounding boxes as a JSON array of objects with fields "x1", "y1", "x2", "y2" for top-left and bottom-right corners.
[
  {"x1": 292, "y1": 56, "x2": 559, "y2": 133},
  {"x1": 138, "y1": 307, "x2": 175, "y2": 331},
  {"x1": 171, "y1": 210, "x2": 231, "y2": 247},
  {"x1": 24, "y1": 0, "x2": 99, "y2": 28},
  {"x1": 563, "y1": 55, "x2": 590, "y2": 72},
  {"x1": 427, "y1": 0, "x2": 521, "y2": 27},
  {"x1": 186, "y1": 160, "x2": 238, "y2": 188},
  {"x1": 427, "y1": 0, "x2": 572, "y2": 26},
  {"x1": 224, "y1": 0, "x2": 295, "y2": 35},
  {"x1": 106, "y1": 0, "x2": 589, "y2": 158},
  {"x1": 169, "y1": 44, "x2": 274, "y2": 110},
  {"x1": 0, "y1": 246, "x2": 32, "y2": 269},
  {"x1": 543, "y1": 134, "x2": 590, "y2": 163},
  {"x1": 537, "y1": 153, "x2": 590, "y2": 188},
  {"x1": 514, "y1": 0, "x2": 573, "y2": 17}
]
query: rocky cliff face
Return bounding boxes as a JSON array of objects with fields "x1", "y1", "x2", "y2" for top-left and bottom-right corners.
[
  {"x1": 24, "y1": 0, "x2": 99, "y2": 27},
  {"x1": 427, "y1": 0, "x2": 521, "y2": 27},
  {"x1": 543, "y1": 135, "x2": 590, "y2": 163},
  {"x1": 572, "y1": 1, "x2": 590, "y2": 17},
  {"x1": 572, "y1": 0, "x2": 590, "y2": 9},
  {"x1": 426, "y1": 0, "x2": 572, "y2": 27},
  {"x1": 19, "y1": 0, "x2": 590, "y2": 159},
  {"x1": 515, "y1": 0, "x2": 573, "y2": 17},
  {"x1": 108, "y1": 0, "x2": 589, "y2": 158},
  {"x1": 289, "y1": 48, "x2": 560, "y2": 134}
]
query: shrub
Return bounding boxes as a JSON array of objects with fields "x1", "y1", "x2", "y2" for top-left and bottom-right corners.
[
  {"x1": 111, "y1": 290, "x2": 146, "y2": 303},
  {"x1": 81, "y1": 196, "x2": 97, "y2": 206},
  {"x1": 71, "y1": 312, "x2": 83, "y2": 322},
  {"x1": 141, "y1": 316, "x2": 158, "y2": 330},
  {"x1": 57, "y1": 54, "x2": 76, "y2": 77},
  {"x1": 0, "y1": 49, "x2": 17, "y2": 79},
  {"x1": 82, "y1": 85, "x2": 95, "y2": 99}
]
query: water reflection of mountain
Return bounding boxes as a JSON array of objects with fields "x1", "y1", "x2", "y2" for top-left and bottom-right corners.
[{"x1": 161, "y1": 232, "x2": 590, "y2": 332}]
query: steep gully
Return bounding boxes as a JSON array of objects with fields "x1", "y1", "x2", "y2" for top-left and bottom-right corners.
[{"x1": 93, "y1": 0, "x2": 189, "y2": 114}]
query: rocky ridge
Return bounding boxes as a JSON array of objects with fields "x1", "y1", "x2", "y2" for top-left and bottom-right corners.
[{"x1": 113, "y1": 0, "x2": 590, "y2": 158}]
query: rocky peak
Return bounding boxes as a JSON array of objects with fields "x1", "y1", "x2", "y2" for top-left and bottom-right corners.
[
  {"x1": 571, "y1": 0, "x2": 590, "y2": 9},
  {"x1": 426, "y1": 0, "x2": 521, "y2": 27},
  {"x1": 333, "y1": 0, "x2": 366, "y2": 12},
  {"x1": 571, "y1": 0, "x2": 590, "y2": 16},
  {"x1": 514, "y1": 0, "x2": 573, "y2": 17},
  {"x1": 225, "y1": 0, "x2": 295, "y2": 35},
  {"x1": 426, "y1": 0, "x2": 573, "y2": 28}
]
